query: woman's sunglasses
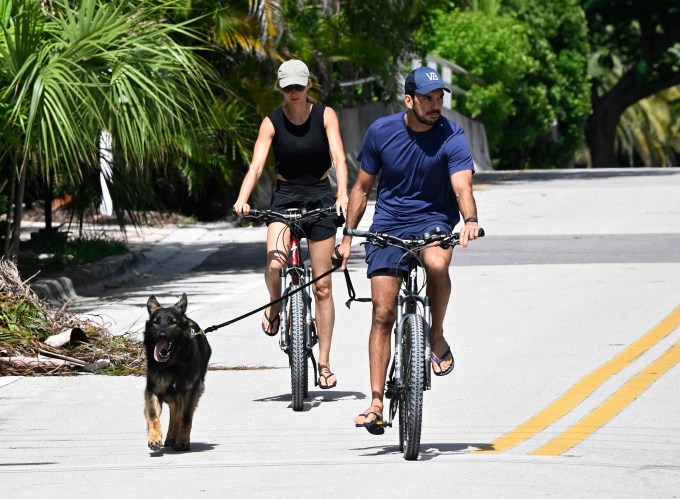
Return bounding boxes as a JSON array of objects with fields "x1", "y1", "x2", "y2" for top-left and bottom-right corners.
[{"x1": 282, "y1": 84, "x2": 306, "y2": 93}]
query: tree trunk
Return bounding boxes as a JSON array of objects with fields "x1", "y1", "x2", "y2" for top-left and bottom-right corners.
[
  {"x1": 586, "y1": 65, "x2": 680, "y2": 167},
  {"x1": 44, "y1": 171, "x2": 53, "y2": 231},
  {"x1": 8, "y1": 163, "x2": 27, "y2": 262},
  {"x1": 585, "y1": 102, "x2": 621, "y2": 167},
  {"x1": 2, "y1": 162, "x2": 17, "y2": 258}
]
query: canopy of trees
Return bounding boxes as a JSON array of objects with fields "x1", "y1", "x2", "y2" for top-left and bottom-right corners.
[
  {"x1": 2, "y1": 0, "x2": 679, "y2": 263},
  {"x1": 584, "y1": 0, "x2": 680, "y2": 166},
  {"x1": 417, "y1": 0, "x2": 591, "y2": 169}
]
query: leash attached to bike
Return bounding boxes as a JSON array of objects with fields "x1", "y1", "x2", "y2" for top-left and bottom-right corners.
[
  {"x1": 203, "y1": 263, "x2": 340, "y2": 333},
  {"x1": 203, "y1": 247, "x2": 369, "y2": 333}
]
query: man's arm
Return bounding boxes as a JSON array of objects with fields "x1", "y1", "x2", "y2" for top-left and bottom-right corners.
[
  {"x1": 337, "y1": 168, "x2": 376, "y2": 269},
  {"x1": 451, "y1": 169, "x2": 480, "y2": 248}
]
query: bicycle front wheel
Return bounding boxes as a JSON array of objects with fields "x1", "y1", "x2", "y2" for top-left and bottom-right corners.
[
  {"x1": 288, "y1": 285, "x2": 307, "y2": 411},
  {"x1": 400, "y1": 314, "x2": 425, "y2": 460}
]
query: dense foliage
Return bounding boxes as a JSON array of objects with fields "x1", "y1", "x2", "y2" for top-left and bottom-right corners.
[
  {"x1": 2, "y1": 0, "x2": 679, "y2": 255},
  {"x1": 418, "y1": 0, "x2": 590, "y2": 169},
  {"x1": 0, "y1": 0, "x2": 218, "y2": 259},
  {"x1": 583, "y1": 0, "x2": 680, "y2": 166}
]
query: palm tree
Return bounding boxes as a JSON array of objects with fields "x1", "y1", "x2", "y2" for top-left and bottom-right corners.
[
  {"x1": 1, "y1": 0, "x2": 217, "y2": 260},
  {"x1": 616, "y1": 86, "x2": 680, "y2": 166}
]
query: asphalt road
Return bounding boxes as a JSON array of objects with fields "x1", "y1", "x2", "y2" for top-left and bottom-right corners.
[{"x1": 1, "y1": 168, "x2": 679, "y2": 498}]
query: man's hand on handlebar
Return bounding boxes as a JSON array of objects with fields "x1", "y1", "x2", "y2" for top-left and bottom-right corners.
[
  {"x1": 460, "y1": 220, "x2": 481, "y2": 249},
  {"x1": 336, "y1": 237, "x2": 352, "y2": 271}
]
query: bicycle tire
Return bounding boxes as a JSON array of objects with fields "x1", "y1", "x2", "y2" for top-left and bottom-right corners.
[
  {"x1": 289, "y1": 285, "x2": 307, "y2": 411},
  {"x1": 303, "y1": 289, "x2": 312, "y2": 398},
  {"x1": 400, "y1": 314, "x2": 425, "y2": 460}
]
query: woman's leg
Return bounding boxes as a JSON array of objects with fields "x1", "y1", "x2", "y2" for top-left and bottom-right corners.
[
  {"x1": 262, "y1": 222, "x2": 289, "y2": 334},
  {"x1": 308, "y1": 235, "x2": 337, "y2": 386}
]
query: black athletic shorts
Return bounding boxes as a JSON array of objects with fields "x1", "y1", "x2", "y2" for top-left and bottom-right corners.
[{"x1": 269, "y1": 178, "x2": 344, "y2": 241}]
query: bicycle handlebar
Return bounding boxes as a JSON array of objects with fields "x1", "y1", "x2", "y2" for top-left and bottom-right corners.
[
  {"x1": 344, "y1": 226, "x2": 485, "y2": 250},
  {"x1": 239, "y1": 206, "x2": 337, "y2": 224}
]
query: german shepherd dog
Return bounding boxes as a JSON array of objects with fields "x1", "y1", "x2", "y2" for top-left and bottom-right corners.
[{"x1": 144, "y1": 294, "x2": 211, "y2": 452}]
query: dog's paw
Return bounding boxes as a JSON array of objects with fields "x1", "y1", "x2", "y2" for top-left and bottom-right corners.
[
  {"x1": 148, "y1": 439, "x2": 162, "y2": 452},
  {"x1": 164, "y1": 437, "x2": 175, "y2": 448},
  {"x1": 173, "y1": 441, "x2": 191, "y2": 452}
]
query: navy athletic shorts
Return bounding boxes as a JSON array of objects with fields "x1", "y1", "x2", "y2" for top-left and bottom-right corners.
[
  {"x1": 365, "y1": 220, "x2": 453, "y2": 278},
  {"x1": 269, "y1": 178, "x2": 344, "y2": 241}
]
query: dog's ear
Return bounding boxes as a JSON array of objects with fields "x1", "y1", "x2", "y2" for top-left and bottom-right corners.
[
  {"x1": 147, "y1": 295, "x2": 161, "y2": 315},
  {"x1": 174, "y1": 293, "x2": 188, "y2": 315}
]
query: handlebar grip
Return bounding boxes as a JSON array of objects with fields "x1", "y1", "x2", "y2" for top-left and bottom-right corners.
[
  {"x1": 242, "y1": 208, "x2": 264, "y2": 217},
  {"x1": 344, "y1": 228, "x2": 370, "y2": 237}
]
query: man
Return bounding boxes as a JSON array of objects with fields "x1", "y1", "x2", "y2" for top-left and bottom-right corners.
[{"x1": 337, "y1": 66, "x2": 481, "y2": 434}]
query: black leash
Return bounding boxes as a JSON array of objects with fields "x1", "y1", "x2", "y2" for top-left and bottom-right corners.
[
  {"x1": 202, "y1": 248, "x2": 370, "y2": 333},
  {"x1": 341, "y1": 265, "x2": 372, "y2": 309},
  {"x1": 204, "y1": 263, "x2": 341, "y2": 333}
]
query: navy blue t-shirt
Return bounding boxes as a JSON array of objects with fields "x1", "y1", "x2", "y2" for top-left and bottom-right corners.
[{"x1": 357, "y1": 112, "x2": 474, "y2": 229}]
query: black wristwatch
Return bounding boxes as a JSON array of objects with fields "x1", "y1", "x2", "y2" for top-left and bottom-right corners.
[{"x1": 464, "y1": 217, "x2": 478, "y2": 224}]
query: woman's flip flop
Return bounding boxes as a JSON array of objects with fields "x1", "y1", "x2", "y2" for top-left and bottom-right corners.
[{"x1": 261, "y1": 312, "x2": 280, "y2": 337}]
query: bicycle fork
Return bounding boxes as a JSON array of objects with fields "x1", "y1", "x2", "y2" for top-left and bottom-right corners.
[
  {"x1": 385, "y1": 295, "x2": 433, "y2": 427},
  {"x1": 277, "y1": 248, "x2": 316, "y2": 357}
]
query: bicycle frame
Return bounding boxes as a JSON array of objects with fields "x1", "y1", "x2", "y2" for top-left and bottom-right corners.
[
  {"x1": 396, "y1": 263, "x2": 433, "y2": 384},
  {"x1": 344, "y1": 226, "x2": 483, "y2": 458},
  {"x1": 388, "y1": 255, "x2": 432, "y2": 427},
  {"x1": 242, "y1": 205, "x2": 337, "y2": 411},
  {"x1": 278, "y1": 229, "x2": 315, "y2": 354}
]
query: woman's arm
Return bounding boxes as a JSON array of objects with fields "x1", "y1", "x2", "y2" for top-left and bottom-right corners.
[
  {"x1": 324, "y1": 107, "x2": 349, "y2": 216},
  {"x1": 233, "y1": 117, "x2": 275, "y2": 215}
]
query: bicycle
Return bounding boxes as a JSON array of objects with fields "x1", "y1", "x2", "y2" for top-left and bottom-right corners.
[
  {"x1": 244, "y1": 206, "x2": 338, "y2": 411},
  {"x1": 344, "y1": 226, "x2": 484, "y2": 460}
]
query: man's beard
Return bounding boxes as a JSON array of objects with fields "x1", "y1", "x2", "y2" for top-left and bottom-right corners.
[{"x1": 413, "y1": 105, "x2": 440, "y2": 126}]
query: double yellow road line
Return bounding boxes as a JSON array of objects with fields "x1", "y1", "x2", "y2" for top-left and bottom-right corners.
[{"x1": 478, "y1": 305, "x2": 680, "y2": 456}]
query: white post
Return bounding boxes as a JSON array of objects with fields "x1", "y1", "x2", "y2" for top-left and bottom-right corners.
[
  {"x1": 99, "y1": 130, "x2": 113, "y2": 216},
  {"x1": 441, "y1": 66, "x2": 453, "y2": 109}
]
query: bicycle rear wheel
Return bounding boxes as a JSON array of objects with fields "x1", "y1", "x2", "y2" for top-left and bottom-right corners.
[
  {"x1": 289, "y1": 285, "x2": 307, "y2": 411},
  {"x1": 400, "y1": 314, "x2": 425, "y2": 460}
]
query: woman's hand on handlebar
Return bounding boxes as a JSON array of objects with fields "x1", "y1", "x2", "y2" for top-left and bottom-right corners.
[{"x1": 233, "y1": 201, "x2": 251, "y2": 217}]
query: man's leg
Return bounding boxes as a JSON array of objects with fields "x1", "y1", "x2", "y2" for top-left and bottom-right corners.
[
  {"x1": 422, "y1": 245, "x2": 454, "y2": 373},
  {"x1": 355, "y1": 275, "x2": 401, "y2": 424}
]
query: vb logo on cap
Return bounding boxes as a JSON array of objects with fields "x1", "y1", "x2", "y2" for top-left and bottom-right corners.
[{"x1": 404, "y1": 67, "x2": 451, "y2": 95}]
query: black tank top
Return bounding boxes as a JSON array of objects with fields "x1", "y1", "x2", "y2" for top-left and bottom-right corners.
[{"x1": 268, "y1": 103, "x2": 331, "y2": 185}]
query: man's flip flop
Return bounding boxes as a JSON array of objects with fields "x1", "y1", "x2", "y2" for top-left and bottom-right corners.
[
  {"x1": 355, "y1": 410, "x2": 385, "y2": 435},
  {"x1": 261, "y1": 312, "x2": 280, "y2": 337},
  {"x1": 431, "y1": 347, "x2": 454, "y2": 376},
  {"x1": 318, "y1": 365, "x2": 337, "y2": 389}
]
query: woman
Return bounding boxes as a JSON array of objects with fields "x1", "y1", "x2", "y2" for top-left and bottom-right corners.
[{"x1": 233, "y1": 59, "x2": 348, "y2": 389}]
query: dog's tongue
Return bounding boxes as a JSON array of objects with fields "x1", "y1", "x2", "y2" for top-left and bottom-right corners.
[{"x1": 154, "y1": 342, "x2": 170, "y2": 363}]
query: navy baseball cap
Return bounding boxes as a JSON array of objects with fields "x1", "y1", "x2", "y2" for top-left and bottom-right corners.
[{"x1": 404, "y1": 67, "x2": 451, "y2": 95}]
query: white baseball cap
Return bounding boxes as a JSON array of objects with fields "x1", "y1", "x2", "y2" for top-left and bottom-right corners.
[{"x1": 278, "y1": 59, "x2": 310, "y2": 87}]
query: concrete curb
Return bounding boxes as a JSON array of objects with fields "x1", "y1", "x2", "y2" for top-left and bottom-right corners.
[{"x1": 30, "y1": 250, "x2": 148, "y2": 304}]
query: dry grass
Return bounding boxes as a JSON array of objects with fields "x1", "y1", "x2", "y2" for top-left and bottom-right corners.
[{"x1": 0, "y1": 258, "x2": 144, "y2": 376}]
